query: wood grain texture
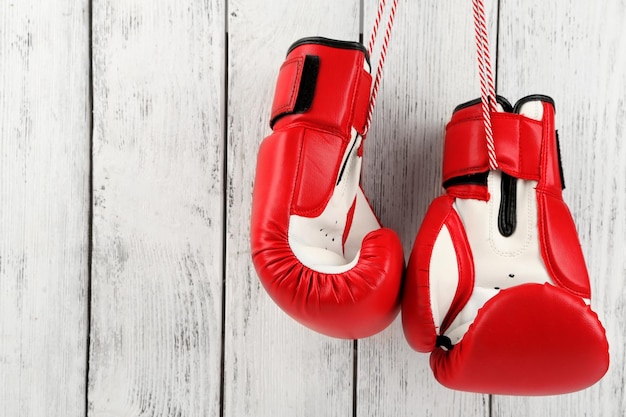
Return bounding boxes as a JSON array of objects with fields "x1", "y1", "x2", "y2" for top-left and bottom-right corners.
[
  {"x1": 0, "y1": 1, "x2": 90, "y2": 416},
  {"x1": 223, "y1": 1, "x2": 360, "y2": 416},
  {"x1": 1, "y1": 1, "x2": 623, "y2": 416},
  {"x1": 493, "y1": 1, "x2": 626, "y2": 415},
  {"x1": 89, "y1": 1, "x2": 225, "y2": 416},
  {"x1": 357, "y1": 1, "x2": 497, "y2": 416}
]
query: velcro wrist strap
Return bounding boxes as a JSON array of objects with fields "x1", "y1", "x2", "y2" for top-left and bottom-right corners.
[
  {"x1": 270, "y1": 55, "x2": 320, "y2": 128},
  {"x1": 443, "y1": 114, "x2": 543, "y2": 184}
]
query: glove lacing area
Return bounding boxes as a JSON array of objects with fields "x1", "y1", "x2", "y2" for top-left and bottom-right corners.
[
  {"x1": 433, "y1": 101, "x2": 559, "y2": 348},
  {"x1": 288, "y1": 130, "x2": 381, "y2": 274}
]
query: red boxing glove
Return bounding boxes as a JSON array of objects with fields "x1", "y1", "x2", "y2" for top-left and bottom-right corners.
[
  {"x1": 402, "y1": 95, "x2": 609, "y2": 394},
  {"x1": 251, "y1": 37, "x2": 404, "y2": 339}
]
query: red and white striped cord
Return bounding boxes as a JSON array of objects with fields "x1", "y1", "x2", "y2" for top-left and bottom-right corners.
[
  {"x1": 367, "y1": 0, "x2": 386, "y2": 55},
  {"x1": 472, "y1": 0, "x2": 498, "y2": 170},
  {"x1": 364, "y1": 0, "x2": 398, "y2": 136}
]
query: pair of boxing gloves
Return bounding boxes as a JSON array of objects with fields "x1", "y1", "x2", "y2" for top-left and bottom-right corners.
[{"x1": 250, "y1": 37, "x2": 609, "y2": 395}]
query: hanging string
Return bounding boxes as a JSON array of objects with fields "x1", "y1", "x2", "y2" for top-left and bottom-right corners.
[
  {"x1": 472, "y1": 0, "x2": 498, "y2": 170},
  {"x1": 367, "y1": 0, "x2": 386, "y2": 56},
  {"x1": 364, "y1": 0, "x2": 399, "y2": 136}
]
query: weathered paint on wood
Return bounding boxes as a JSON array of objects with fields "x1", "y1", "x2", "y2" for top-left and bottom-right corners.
[
  {"x1": 223, "y1": 1, "x2": 361, "y2": 416},
  {"x1": 0, "y1": 1, "x2": 624, "y2": 416},
  {"x1": 89, "y1": 1, "x2": 225, "y2": 416},
  {"x1": 0, "y1": 1, "x2": 90, "y2": 416}
]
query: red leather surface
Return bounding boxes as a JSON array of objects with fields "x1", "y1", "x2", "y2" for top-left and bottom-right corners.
[
  {"x1": 537, "y1": 102, "x2": 563, "y2": 194},
  {"x1": 342, "y1": 197, "x2": 357, "y2": 249},
  {"x1": 271, "y1": 44, "x2": 371, "y2": 137},
  {"x1": 291, "y1": 129, "x2": 346, "y2": 217},
  {"x1": 538, "y1": 191, "x2": 591, "y2": 297},
  {"x1": 403, "y1": 196, "x2": 447, "y2": 352},
  {"x1": 402, "y1": 196, "x2": 474, "y2": 352},
  {"x1": 353, "y1": 73, "x2": 371, "y2": 135},
  {"x1": 430, "y1": 283, "x2": 609, "y2": 395},
  {"x1": 270, "y1": 56, "x2": 304, "y2": 123},
  {"x1": 443, "y1": 112, "x2": 543, "y2": 184},
  {"x1": 446, "y1": 184, "x2": 489, "y2": 201},
  {"x1": 251, "y1": 39, "x2": 403, "y2": 338},
  {"x1": 403, "y1": 195, "x2": 475, "y2": 352}
]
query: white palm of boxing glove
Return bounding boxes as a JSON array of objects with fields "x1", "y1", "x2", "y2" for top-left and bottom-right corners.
[{"x1": 436, "y1": 100, "x2": 554, "y2": 345}]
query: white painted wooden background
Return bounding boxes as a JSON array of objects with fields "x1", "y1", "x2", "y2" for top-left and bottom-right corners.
[{"x1": 0, "y1": 0, "x2": 624, "y2": 416}]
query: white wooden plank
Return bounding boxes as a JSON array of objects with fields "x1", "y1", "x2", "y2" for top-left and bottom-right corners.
[
  {"x1": 357, "y1": 0, "x2": 496, "y2": 415},
  {"x1": 494, "y1": 1, "x2": 625, "y2": 415},
  {"x1": 224, "y1": 1, "x2": 360, "y2": 416},
  {"x1": 0, "y1": 1, "x2": 90, "y2": 416},
  {"x1": 89, "y1": 1, "x2": 225, "y2": 416}
]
